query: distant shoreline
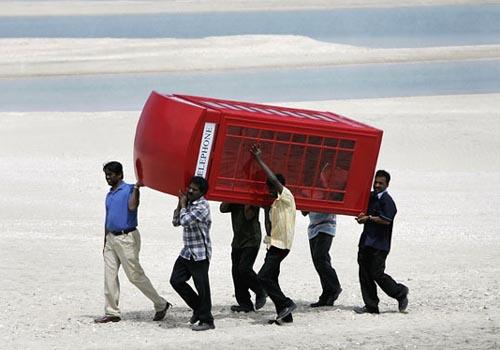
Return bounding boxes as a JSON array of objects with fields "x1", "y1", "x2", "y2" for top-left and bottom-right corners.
[{"x1": 1, "y1": 0, "x2": 500, "y2": 17}]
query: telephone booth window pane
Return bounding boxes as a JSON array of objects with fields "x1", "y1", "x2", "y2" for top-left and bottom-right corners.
[
  {"x1": 244, "y1": 128, "x2": 259, "y2": 138},
  {"x1": 292, "y1": 134, "x2": 306, "y2": 143},
  {"x1": 271, "y1": 143, "x2": 290, "y2": 174},
  {"x1": 337, "y1": 150, "x2": 353, "y2": 170},
  {"x1": 277, "y1": 132, "x2": 291, "y2": 141},
  {"x1": 220, "y1": 136, "x2": 240, "y2": 179},
  {"x1": 238, "y1": 139, "x2": 255, "y2": 178},
  {"x1": 287, "y1": 144, "x2": 305, "y2": 186},
  {"x1": 325, "y1": 138, "x2": 339, "y2": 147},
  {"x1": 227, "y1": 126, "x2": 242, "y2": 136},
  {"x1": 260, "y1": 130, "x2": 275, "y2": 140},
  {"x1": 339, "y1": 139, "x2": 355, "y2": 149},
  {"x1": 317, "y1": 149, "x2": 337, "y2": 188},
  {"x1": 330, "y1": 192, "x2": 345, "y2": 202},
  {"x1": 308, "y1": 136, "x2": 322, "y2": 145},
  {"x1": 303, "y1": 147, "x2": 321, "y2": 187},
  {"x1": 332, "y1": 150, "x2": 353, "y2": 191},
  {"x1": 332, "y1": 167, "x2": 349, "y2": 190}
]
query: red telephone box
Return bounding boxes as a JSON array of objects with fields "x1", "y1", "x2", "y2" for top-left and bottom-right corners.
[{"x1": 134, "y1": 92, "x2": 382, "y2": 216}]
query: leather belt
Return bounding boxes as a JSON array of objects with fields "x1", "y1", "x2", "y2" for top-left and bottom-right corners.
[{"x1": 109, "y1": 227, "x2": 136, "y2": 236}]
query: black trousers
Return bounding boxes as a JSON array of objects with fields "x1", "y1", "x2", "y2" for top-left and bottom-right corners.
[
  {"x1": 258, "y1": 246, "x2": 294, "y2": 315},
  {"x1": 170, "y1": 256, "x2": 213, "y2": 323},
  {"x1": 309, "y1": 232, "x2": 341, "y2": 301},
  {"x1": 357, "y1": 246, "x2": 406, "y2": 311},
  {"x1": 231, "y1": 247, "x2": 265, "y2": 309}
]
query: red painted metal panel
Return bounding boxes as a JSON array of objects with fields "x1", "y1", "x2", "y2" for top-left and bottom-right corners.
[
  {"x1": 134, "y1": 92, "x2": 208, "y2": 195},
  {"x1": 134, "y1": 92, "x2": 382, "y2": 215}
]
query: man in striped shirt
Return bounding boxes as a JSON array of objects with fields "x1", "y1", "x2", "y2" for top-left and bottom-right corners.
[{"x1": 170, "y1": 176, "x2": 214, "y2": 331}]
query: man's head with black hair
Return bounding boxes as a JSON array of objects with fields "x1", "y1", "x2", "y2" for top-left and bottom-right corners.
[
  {"x1": 373, "y1": 169, "x2": 391, "y2": 194},
  {"x1": 187, "y1": 176, "x2": 209, "y2": 202},
  {"x1": 103, "y1": 161, "x2": 123, "y2": 188}
]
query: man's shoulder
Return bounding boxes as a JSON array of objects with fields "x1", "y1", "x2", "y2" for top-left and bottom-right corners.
[
  {"x1": 119, "y1": 181, "x2": 132, "y2": 190},
  {"x1": 381, "y1": 191, "x2": 396, "y2": 203},
  {"x1": 276, "y1": 187, "x2": 296, "y2": 211},
  {"x1": 380, "y1": 192, "x2": 397, "y2": 214},
  {"x1": 108, "y1": 181, "x2": 132, "y2": 195},
  {"x1": 193, "y1": 197, "x2": 210, "y2": 209},
  {"x1": 280, "y1": 186, "x2": 294, "y2": 199}
]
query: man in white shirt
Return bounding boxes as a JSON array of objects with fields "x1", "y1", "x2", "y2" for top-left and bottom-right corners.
[{"x1": 250, "y1": 144, "x2": 297, "y2": 324}]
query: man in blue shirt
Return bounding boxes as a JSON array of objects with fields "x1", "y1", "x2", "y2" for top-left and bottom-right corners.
[
  {"x1": 170, "y1": 176, "x2": 214, "y2": 331},
  {"x1": 302, "y1": 211, "x2": 342, "y2": 307},
  {"x1": 95, "y1": 161, "x2": 170, "y2": 323},
  {"x1": 354, "y1": 170, "x2": 409, "y2": 314}
]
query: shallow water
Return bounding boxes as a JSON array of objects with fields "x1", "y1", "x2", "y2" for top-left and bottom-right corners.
[
  {"x1": 1, "y1": 5, "x2": 500, "y2": 48},
  {"x1": 2, "y1": 5, "x2": 500, "y2": 111},
  {"x1": 1, "y1": 59, "x2": 499, "y2": 111}
]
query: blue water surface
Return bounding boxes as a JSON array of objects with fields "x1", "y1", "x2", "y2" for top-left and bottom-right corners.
[
  {"x1": 1, "y1": 60, "x2": 499, "y2": 111},
  {"x1": 1, "y1": 5, "x2": 500, "y2": 111},
  {"x1": 1, "y1": 5, "x2": 500, "y2": 47}
]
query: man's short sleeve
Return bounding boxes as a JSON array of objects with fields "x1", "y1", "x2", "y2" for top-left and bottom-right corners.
[
  {"x1": 380, "y1": 195, "x2": 397, "y2": 222},
  {"x1": 277, "y1": 187, "x2": 293, "y2": 205}
]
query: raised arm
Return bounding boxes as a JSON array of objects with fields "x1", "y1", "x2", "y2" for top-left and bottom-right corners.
[
  {"x1": 250, "y1": 144, "x2": 283, "y2": 194},
  {"x1": 172, "y1": 189, "x2": 186, "y2": 227},
  {"x1": 128, "y1": 181, "x2": 142, "y2": 211}
]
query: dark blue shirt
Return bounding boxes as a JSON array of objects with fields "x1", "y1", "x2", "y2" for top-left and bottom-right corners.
[
  {"x1": 359, "y1": 191, "x2": 397, "y2": 252},
  {"x1": 105, "y1": 181, "x2": 138, "y2": 232}
]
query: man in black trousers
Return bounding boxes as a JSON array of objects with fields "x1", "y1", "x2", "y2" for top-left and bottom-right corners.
[
  {"x1": 250, "y1": 144, "x2": 297, "y2": 324},
  {"x1": 170, "y1": 176, "x2": 214, "y2": 331},
  {"x1": 220, "y1": 203, "x2": 267, "y2": 312},
  {"x1": 354, "y1": 170, "x2": 409, "y2": 314}
]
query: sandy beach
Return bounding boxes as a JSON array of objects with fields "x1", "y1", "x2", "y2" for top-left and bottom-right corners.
[
  {"x1": 1, "y1": 0, "x2": 499, "y2": 349},
  {"x1": 1, "y1": 93, "x2": 499, "y2": 349},
  {"x1": 3, "y1": 37, "x2": 500, "y2": 78}
]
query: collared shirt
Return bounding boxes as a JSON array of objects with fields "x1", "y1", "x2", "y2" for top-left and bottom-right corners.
[
  {"x1": 269, "y1": 186, "x2": 296, "y2": 250},
  {"x1": 377, "y1": 189, "x2": 387, "y2": 199},
  {"x1": 105, "y1": 181, "x2": 137, "y2": 232},
  {"x1": 173, "y1": 196, "x2": 212, "y2": 261},
  {"x1": 359, "y1": 191, "x2": 397, "y2": 252},
  {"x1": 307, "y1": 212, "x2": 336, "y2": 240}
]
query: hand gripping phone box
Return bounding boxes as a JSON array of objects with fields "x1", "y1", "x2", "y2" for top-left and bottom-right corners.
[{"x1": 134, "y1": 92, "x2": 382, "y2": 216}]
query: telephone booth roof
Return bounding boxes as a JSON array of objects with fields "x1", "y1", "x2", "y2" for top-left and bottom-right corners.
[{"x1": 176, "y1": 94, "x2": 378, "y2": 132}]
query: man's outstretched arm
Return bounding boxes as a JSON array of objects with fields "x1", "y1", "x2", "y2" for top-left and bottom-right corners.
[{"x1": 250, "y1": 144, "x2": 283, "y2": 194}]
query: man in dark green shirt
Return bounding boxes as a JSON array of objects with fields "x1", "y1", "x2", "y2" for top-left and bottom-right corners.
[{"x1": 220, "y1": 203, "x2": 267, "y2": 312}]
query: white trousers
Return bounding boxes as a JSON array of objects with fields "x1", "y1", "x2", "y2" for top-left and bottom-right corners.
[{"x1": 103, "y1": 229, "x2": 166, "y2": 317}]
